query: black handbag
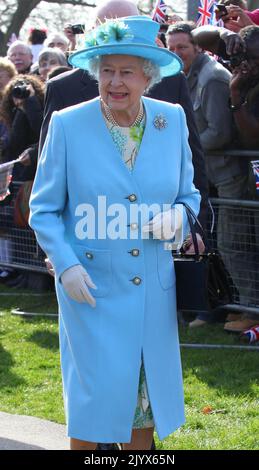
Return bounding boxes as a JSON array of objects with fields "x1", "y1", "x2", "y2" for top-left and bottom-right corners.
[{"x1": 174, "y1": 203, "x2": 232, "y2": 312}]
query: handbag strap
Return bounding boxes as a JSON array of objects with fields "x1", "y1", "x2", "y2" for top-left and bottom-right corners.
[{"x1": 177, "y1": 202, "x2": 207, "y2": 258}]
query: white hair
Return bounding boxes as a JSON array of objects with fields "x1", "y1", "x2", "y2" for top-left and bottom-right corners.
[
  {"x1": 7, "y1": 40, "x2": 32, "y2": 57},
  {"x1": 44, "y1": 32, "x2": 69, "y2": 48},
  {"x1": 88, "y1": 56, "x2": 161, "y2": 92}
]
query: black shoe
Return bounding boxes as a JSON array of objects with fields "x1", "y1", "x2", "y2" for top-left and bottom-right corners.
[{"x1": 96, "y1": 443, "x2": 121, "y2": 451}]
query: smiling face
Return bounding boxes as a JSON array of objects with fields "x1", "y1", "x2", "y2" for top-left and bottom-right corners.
[
  {"x1": 8, "y1": 45, "x2": 32, "y2": 73},
  {"x1": 98, "y1": 55, "x2": 150, "y2": 119}
]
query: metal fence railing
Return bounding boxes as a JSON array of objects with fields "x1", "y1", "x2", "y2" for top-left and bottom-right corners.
[
  {"x1": 208, "y1": 198, "x2": 259, "y2": 316},
  {"x1": 0, "y1": 182, "x2": 46, "y2": 273},
  {"x1": 206, "y1": 148, "x2": 259, "y2": 316}
]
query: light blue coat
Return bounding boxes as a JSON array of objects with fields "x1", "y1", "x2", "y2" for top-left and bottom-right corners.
[{"x1": 29, "y1": 96, "x2": 200, "y2": 443}]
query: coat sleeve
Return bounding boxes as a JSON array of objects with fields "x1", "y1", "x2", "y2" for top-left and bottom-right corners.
[
  {"x1": 29, "y1": 112, "x2": 80, "y2": 280},
  {"x1": 174, "y1": 105, "x2": 201, "y2": 240},
  {"x1": 39, "y1": 80, "x2": 64, "y2": 154}
]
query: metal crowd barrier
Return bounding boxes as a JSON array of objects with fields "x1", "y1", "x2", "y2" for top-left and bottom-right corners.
[
  {"x1": 0, "y1": 181, "x2": 46, "y2": 274},
  {"x1": 208, "y1": 198, "x2": 259, "y2": 316}
]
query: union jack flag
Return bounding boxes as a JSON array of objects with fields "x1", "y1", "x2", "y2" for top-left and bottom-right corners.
[
  {"x1": 197, "y1": 0, "x2": 216, "y2": 27},
  {"x1": 0, "y1": 160, "x2": 15, "y2": 201},
  {"x1": 251, "y1": 160, "x2": 259, "y2": 192},
  {"x1": 152, "y1": 0, "x2": 167, "y2": 24}
]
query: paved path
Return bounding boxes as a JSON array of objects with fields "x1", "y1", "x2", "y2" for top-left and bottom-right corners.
[{"x1": 0, "y1": 412, "x2": 69, "y2": 450}]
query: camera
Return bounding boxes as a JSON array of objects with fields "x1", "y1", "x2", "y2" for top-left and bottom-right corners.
[
  {"x1": 215, "y1": 4, "x2": 228, "y2": 15},
  {"x1": 11, "y1": 81, "x2": 30, "y2": 100},
  {"x1": 229, "y1": 52, "x2": 247, "y2": 68},
  {"x1": 71, "y1": 24, "x2": 85, "y2": 35}
]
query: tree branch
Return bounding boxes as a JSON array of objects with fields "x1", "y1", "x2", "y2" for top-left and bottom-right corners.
[{"x1": 46, "y1": 0, "x2": 96, "y2": 6}]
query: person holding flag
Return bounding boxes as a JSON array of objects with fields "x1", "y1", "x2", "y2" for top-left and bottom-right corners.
[{"x1": 152, "y1": 0, "x2": 168, "y2": 23}]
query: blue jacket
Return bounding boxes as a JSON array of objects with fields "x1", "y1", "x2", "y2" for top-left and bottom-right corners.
[{"x1": 29, "y1": 96, "x2": 200, "y2": 443}]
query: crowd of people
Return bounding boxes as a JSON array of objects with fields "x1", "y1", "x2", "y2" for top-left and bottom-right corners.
[{"x1": 0, "y1": 0, "x2": 258, "y2": 452}]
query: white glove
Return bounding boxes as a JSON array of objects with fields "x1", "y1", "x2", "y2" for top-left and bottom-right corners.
[
  {"x1": 61, "y1": 264, "x2": 97, "y2": 307},
  {"x1": 142, "y1": 206, "x2": 182, "y2": 241}
]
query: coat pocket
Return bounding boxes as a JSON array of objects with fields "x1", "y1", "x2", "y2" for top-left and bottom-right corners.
[
  {"x1": 72, "y1": 243, "x2": 112, "y2": 297},
  {"x1": 156, "y1": 242, "x2": 175, "y2": 290}
]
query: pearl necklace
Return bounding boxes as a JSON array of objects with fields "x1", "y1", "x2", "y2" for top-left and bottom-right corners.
[{"x1": 101, "y1": 100, "x2": 144, "y2": 127}]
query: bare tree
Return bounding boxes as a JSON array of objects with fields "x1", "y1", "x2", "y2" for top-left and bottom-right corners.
[
  {"x1": 0, "y1": 0, "x2": 96, "y2": 55},
  {"x1": 138, "y1": 0, "x2": 154, "y2": 14}
]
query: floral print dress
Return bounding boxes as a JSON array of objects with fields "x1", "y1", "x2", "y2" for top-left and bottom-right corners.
[{"x1": 103, "y1": 108, "x2": 154, "y2": 429}]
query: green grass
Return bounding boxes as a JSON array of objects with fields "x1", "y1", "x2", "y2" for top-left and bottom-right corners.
[{"x1": 0, "y1": 285, "x2": 258, "y2": 449}]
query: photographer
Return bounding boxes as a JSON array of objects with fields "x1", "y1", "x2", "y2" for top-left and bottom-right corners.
[
  {"x1": 0, "y1": 74, "x2": 44, "y2": 288},
  {"x1": 192, "y1": 24, "x2": 259, "y2": 148},
  {"x1": 0, "y1": 74, "x2": 44, "y2": 180},
  {"x1": 229, "y1": 26, "x2": 259, "y2": 149}
]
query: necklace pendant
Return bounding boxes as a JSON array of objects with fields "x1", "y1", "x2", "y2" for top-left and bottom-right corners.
[{"x1": 153, "y1": 114, "x2": 168, "y2": 131}]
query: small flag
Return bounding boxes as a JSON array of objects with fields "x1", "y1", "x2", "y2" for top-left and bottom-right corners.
[
  {"x1": 197, "y1": 0, "x2": 216, "y2": 27},
  {"x1": 0, "y1": 160, "x2": 15, "y2": 201},
  {"x1": 241, "y1": 325, "x2": 259, "y2": 343},
  {"x1": 251, "y1": 160, "x2": 259, "y2": 193},
  {"x1": 152, "y1": 0, "x2": 168, "y2": 24}
]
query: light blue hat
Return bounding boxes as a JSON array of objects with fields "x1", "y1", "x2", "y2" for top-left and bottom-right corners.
[{"x1": 69, "y1": 16, "x2": 183, "y2": 78}]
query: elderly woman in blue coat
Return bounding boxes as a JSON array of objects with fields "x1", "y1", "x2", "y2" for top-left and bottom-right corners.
[{"x1": 29, "y1": 16, "x2": 200, "y2": 450}]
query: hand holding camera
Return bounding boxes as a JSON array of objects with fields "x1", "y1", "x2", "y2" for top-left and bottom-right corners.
[
  {"x1": 64, "y1": 23, "x2": 85, "y2": 51},
  {"x1": 216, "y1": 4, "x2": 255, "y2": 32},
  {"x1": 215, "y1": 3, "x2": 228, "y2": 21},
  {"x1": 12, "y1": 81, "x2": 35, "y2": 109}
]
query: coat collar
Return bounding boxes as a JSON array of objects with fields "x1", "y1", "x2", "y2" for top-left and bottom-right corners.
[{"x1": 87, "y1": 96, "x2": 169, "y2": 179}]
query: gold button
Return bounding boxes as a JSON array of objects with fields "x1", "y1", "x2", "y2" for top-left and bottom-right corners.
[
  {"x1": 128, "y1": 194, "x2": 137, "y2": 202},
  {"x1": 85, "y1": 252, "x2": 93, "y2": 259},
  {"x1": 130, "y1": 223, "x2": 138, "y2": 230},
  {"x1": 131, "y1": 277, "x2": 142, "y2": 285},
  {"x1": 131, "y1": 249, "x2": 140, "y2": 257}
]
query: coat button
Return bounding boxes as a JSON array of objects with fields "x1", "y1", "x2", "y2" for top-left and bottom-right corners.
[
  {"x1": 85, "y1": 252, "x2": 93, "y2": 259},
  {"x1": 131, "y1": 277, "x2": 142, "y2": 285},
  {"x1": 130, "y1": 249, "x2": 140, "y2": 257},
  {"x1": 130, "y1": 223, "x2": 138, "y2": 230},
  {"x1": 128, "y1": 194, "x2": 137, "y2": 202}
]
